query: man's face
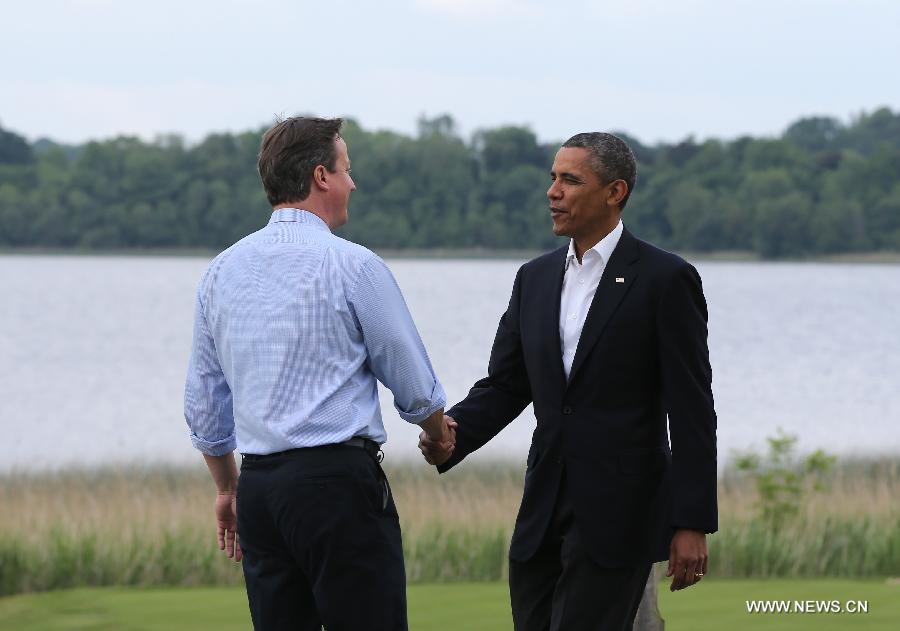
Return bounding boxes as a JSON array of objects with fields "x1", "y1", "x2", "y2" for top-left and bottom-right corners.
[
  {"x1": 547, "y1": 147, "x2": 615, "y2": 242},
  {"x1": 329, "y1": 136, "x2": 356, "y2": 227}
]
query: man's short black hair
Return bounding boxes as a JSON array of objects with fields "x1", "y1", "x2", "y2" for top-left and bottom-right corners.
[{"x1": 562, "y1": 132, "x2": 637, "y2": 209}]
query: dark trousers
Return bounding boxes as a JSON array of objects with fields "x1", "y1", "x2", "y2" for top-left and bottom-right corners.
[
  {"x1": 236, "y1": 445, "x2": 407, "y2": 631},
  {"x1": 509, "y1": 471, "x2": 651, "y2": 631}
]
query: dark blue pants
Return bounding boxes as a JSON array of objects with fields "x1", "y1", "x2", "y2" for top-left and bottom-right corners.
[{"x1": 237, "y1": 445, "x2": 407, "y2": 630}]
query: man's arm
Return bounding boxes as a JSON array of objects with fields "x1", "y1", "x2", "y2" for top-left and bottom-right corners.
[
  {"x1": 184, "y1": 292, "x2": 236, "y2": 457},
  {"x1": 203, "y1": 453, "x2": 242, "y2": 562},
  {"x1": 184, "y1": 289, "x2": 241, "y2": 561},
  {"x1": 422, "y1": 266, "x2": 533, "y2": 470},
  {"x1": 657, "y1": 262, "x2": 718, "y2": 590},
  {"x1": 349, "y1": 256, "x2": 449, "y2": 440}
]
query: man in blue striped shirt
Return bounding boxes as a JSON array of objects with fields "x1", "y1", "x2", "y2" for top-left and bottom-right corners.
[{"x1": 184, "y1": 116, "x2": 454, "y2": 630}]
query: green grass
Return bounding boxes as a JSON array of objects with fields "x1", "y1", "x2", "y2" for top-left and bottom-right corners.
[
  {"x1": 1, "y1": 580, "x2": 898, "y2": 630},
  {"x1": 0, "y1": 584, "x2": 511, "y2": 631}
]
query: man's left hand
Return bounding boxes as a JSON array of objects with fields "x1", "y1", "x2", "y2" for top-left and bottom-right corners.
[
  {"x1": 214, "y1": 491, "x2": 242, "y2": 562},
  {"x1": 666, "y1": 528, "x2": 707, "y2": 591}
]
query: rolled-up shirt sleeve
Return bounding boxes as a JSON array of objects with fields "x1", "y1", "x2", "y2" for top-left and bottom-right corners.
[
  {"x1": 350, "y1": 256, "x2": 446, "y2": 424},
  {"x1": 184, "y1": 291, "x2": 236, "y2": 455}
]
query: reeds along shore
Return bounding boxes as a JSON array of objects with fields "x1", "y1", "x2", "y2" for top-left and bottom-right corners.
[{"x1": 1, "y1": 459, "x2": 899, "y2": 595}]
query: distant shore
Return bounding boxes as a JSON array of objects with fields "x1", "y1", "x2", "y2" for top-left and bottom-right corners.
[{"x1": 2, "y1": 246, "x2": 899, "y2": 264}]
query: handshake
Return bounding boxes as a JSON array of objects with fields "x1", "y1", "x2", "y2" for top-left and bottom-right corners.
[{"x1": 417, "y1": 412, "x2": 458, "y2": 466}]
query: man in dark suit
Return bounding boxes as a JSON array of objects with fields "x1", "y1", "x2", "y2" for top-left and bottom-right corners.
[{"x1": 420, "y1": 132, "x2": 717, "y2": 631}]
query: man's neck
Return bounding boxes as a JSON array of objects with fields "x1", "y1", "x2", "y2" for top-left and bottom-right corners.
[{"x1": 573, "y1": 217, "x2": 620, "y2": 263}]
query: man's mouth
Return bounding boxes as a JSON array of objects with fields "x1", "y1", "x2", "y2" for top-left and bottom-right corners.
[{"x1": 550, "y1": 207, "x2": 566, "y2": 218}]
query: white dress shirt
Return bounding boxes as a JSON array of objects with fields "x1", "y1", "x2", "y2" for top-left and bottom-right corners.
[{"x1": 559, "y1": 220, "x2": 624, "y2": 379}]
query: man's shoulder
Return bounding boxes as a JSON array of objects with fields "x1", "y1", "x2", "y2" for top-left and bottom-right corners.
[
  {"x1": 631, "y1": 232, "x2": 696, "y2": 275},
  {"x1": 214, "y1": 227, "x2": 378, "y2": 270},
  {"x1": 521, "y1": 244, "x2": 568, "y2": 274},
  {"x1": 198, "y1": 231, "x2": 261, "y2": 291},
  {"x1": 628, "y1": 233, "x2": 707, "y2": 303},
  {"x1": 213, "y1": 231, "x2": 257, "y2": 261},
  {"x1": 327, "y1": 233, "x2": 380, "y2": 266}
]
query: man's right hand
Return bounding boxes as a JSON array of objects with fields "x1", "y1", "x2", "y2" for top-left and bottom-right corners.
[
  {"x1": 214, "y1": 491, "x2": 242, "y2": 562},
  {"x1": 419, "y1": 415, "x2": 457, "y2": 466}
]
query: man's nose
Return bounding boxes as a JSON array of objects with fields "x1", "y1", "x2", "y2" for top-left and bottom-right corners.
[{"x1": 547, "y1": 181, "x2": 561, "y2": 200}]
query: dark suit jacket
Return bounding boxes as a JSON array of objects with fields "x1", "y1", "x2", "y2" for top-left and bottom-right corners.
[{"x1": 438, "y1": 228, "x2": 718, "y2": 568}]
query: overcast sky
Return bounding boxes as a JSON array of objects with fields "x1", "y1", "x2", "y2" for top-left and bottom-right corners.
[{"x1": 3, "y1": 0, "x2": 898, "y2": 145}]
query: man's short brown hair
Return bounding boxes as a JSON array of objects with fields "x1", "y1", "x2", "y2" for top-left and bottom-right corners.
[{"x1": 257, "y1": 116, "x2": 343, "y2": 206}]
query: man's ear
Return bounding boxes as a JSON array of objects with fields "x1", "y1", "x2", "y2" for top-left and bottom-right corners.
[
  {"x1": 607, "y1": 179, "x2": 628, "y2": 207},
  {"x1": 312, "y1": 165, "x2": 329, "y2": 192}
]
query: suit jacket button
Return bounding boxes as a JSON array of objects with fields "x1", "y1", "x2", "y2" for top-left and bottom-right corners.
[{"x1": 562, "y1": 406, "x2": 572, "y2": 415}]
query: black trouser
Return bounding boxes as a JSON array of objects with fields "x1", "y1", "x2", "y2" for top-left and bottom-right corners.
[
  {"x1": 509, "y1": 470, "x2": 652, "y2": 631},
  {"x1": 237, "y1": 444, "x2": 407, "y2": 631}
]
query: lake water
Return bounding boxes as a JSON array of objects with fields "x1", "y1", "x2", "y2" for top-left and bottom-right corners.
[{"x1": 1, "y1": 254, "x2": 898, "y2": 472}]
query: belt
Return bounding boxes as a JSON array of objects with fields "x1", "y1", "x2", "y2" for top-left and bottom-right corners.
[
  {"x1": 241, "y1": 437, "x2": 381, "y2": 462},
  {"x1": 341, "y1": 437, "x2": 381, "y2": 459}
]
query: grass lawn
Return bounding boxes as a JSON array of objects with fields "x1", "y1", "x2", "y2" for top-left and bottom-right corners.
[{"x1": 0, "y1": 579, "x2": 897, "y2": 630}]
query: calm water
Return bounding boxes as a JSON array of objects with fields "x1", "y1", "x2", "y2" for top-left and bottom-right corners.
[{"x1": 1, "y1": 254, "x2": 898, "y2": 472}]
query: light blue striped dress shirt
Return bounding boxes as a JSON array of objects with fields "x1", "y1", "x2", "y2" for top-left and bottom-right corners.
[{"x1": 184, "y1": 208, "x2": 446, "y2": 456}]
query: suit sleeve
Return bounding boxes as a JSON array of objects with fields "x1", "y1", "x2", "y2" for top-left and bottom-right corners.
[
  {"x1": 438, "y1": 266, "x2": 533, "y2": 472},
  {"x1": 657, "y1": 262, "x2": 718, "y2": 533}
]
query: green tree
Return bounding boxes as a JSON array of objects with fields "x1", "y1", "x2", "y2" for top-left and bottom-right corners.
[
  {"x1": 784, "y1": 116, "x2": 843, "y2": 153},
  {"x1": 753, "y1": 191, "x2": 813, "y2": 258},
  {"x1": 664, "y1": 181, "x2": 721, "y2": 251},
  {"x1": 865, "y1": 185, "x2": 900, "y2": 250},
  {"x1": 734, "y1": 429, "x2": 836, "y2": 528},
  {"x1": 475, "y1": 126, "x2": 545, "y2": 174},
  {"x1": 0, "y1": 125, "x2": 33, "y2": 165},
  {"x1": 1, "y1": 109, "x2": 899, "y2": 255},
  {"x1": 0, "y1": 184, "x2": 30, "y2": 245}
]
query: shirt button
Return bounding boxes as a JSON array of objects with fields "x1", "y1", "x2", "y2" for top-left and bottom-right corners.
[
  {"x1": 579, "y1": 279, "x2": 584, "y2": 284},
  {"x1": 562, "y1": 406, "x2": 573, "y2": 415}
]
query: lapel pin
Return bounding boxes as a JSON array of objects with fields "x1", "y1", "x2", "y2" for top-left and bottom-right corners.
[{"x1": 615, "y1": 277, "x2": 625, "y2": 283}]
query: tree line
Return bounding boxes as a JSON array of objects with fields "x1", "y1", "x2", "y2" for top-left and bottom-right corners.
[{"x1": 1, "y1": 108, "x2": 899, "y2": 257}]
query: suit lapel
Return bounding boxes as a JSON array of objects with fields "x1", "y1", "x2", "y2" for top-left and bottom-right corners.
[
  {"x1": 566, "y1": 228, "x2": 641, "y2": 386},
  {"x1": 534, "y1": 246, "x2": 568, "y2": 392}
]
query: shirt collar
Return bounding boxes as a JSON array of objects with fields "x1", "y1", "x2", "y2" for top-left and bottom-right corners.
[
  {"x1": 268, "y1": 208, "x2": 330, "y2": 231},
  {"x1": 566, "y1": 220, "x2": 624, "y2": 268}
]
